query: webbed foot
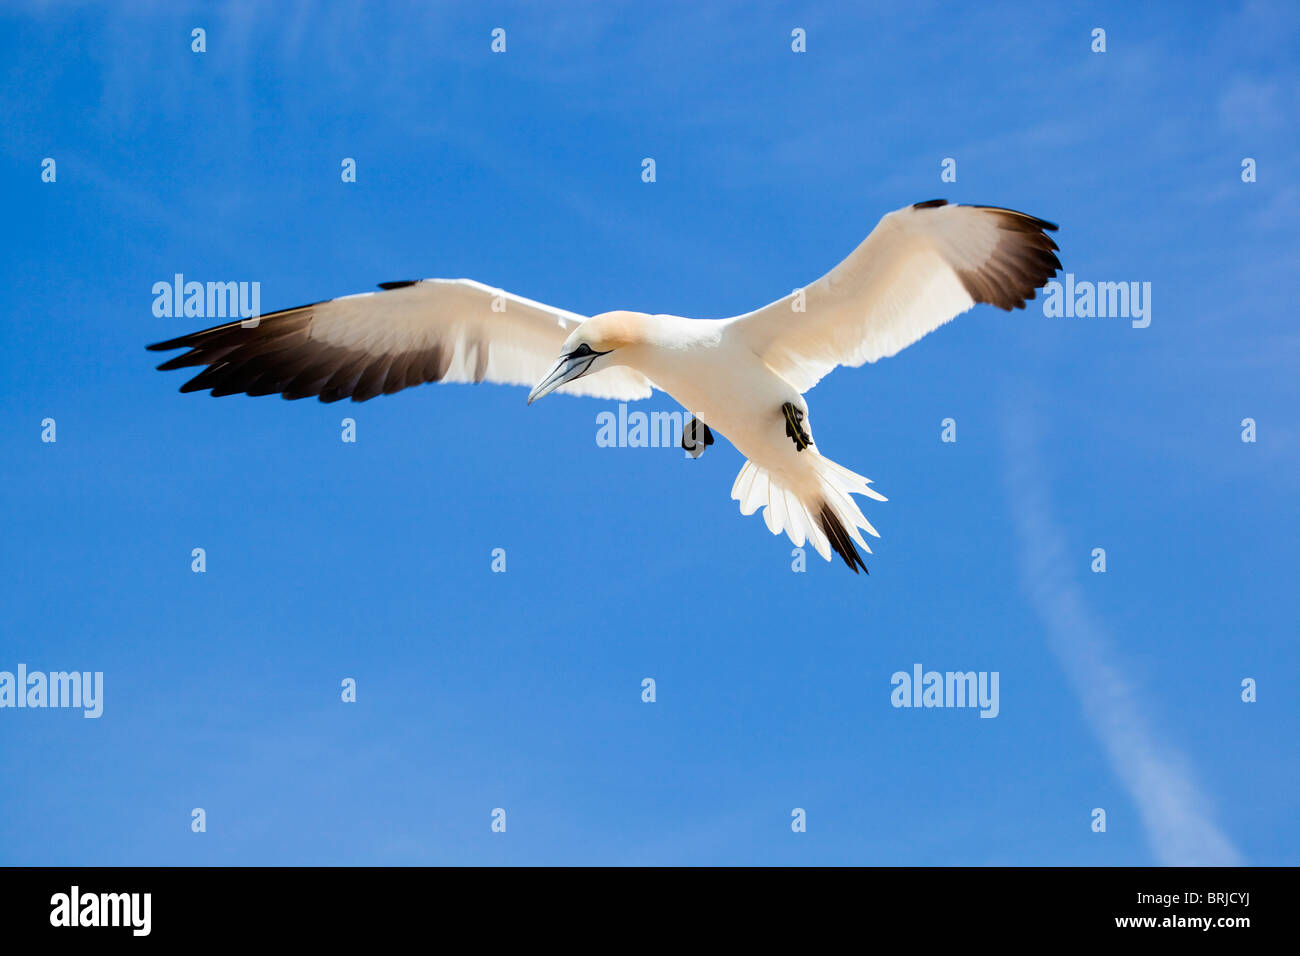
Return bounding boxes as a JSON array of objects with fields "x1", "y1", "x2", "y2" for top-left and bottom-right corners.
[
  {"x1": 782, "y1": 402, "x2": 812, "y2": 452},
  {"x1": 683, "y1": 417, "x2": 714, "y2": 458}
]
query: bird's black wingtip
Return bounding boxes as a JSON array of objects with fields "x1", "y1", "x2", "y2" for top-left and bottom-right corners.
[{"x1": 912, "y1": 198, "x2": 1060, "y2": 233}]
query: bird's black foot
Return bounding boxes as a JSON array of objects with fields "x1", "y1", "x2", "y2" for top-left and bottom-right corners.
[
  {"x1": 682, "y1": 417, "x2": 714, "y2": 458},
  {"x1": 782, "y1": 402, "x2": 812, "y2": 452}
]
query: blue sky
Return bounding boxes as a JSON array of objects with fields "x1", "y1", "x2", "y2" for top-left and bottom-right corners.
[{"x1": 1, "y1": 0, "x2": 1296, "y2": 865}]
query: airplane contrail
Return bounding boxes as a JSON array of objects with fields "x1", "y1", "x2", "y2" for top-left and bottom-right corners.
[
  {"x1": 1003, "y1": 409, "x2": 1242, "y2": 865},
  {"x1": 149, "y1": 200, "x2": 1059, "y2": 572}
]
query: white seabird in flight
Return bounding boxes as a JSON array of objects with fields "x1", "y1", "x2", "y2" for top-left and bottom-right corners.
[{"x1": 149, "y1": 199, "x2": 1060, "y2": 573}]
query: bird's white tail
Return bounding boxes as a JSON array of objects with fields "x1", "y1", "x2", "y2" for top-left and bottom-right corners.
[{"x1": 730, "y1": 452, "x2": 887, "y2": 573}]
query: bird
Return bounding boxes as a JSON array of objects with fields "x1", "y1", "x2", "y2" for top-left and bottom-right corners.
[{"x1": 148, "y1": 199, "x2": 1059, "y2": 574}]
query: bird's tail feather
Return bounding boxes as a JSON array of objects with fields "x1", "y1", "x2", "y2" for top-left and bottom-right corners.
[{"x1": 730, "y1": 452, "x2": 886, "y2": 573}]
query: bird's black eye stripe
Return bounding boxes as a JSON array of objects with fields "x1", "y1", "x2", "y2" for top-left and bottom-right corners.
[{"x1": 566, "y1": 343, "x2": 613, "y2": 362}]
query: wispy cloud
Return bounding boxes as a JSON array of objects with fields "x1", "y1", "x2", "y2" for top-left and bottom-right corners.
[{"x1": 1002, "y1": 405, "x2": 1242, "y2": 866}]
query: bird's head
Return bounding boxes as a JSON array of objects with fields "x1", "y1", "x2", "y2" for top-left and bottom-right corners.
[{"x1": 527, "y1": 311, "x2": 642, "y2": 404}]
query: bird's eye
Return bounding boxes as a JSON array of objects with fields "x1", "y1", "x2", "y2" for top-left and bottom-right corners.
[{"x1": 571, "y1": 343, "x2": 594, "y2": 358}]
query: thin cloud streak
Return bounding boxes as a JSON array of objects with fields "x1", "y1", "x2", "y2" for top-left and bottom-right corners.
[{"x1": 1002, "y1": 405, "x2": 1242, "y2": 866}]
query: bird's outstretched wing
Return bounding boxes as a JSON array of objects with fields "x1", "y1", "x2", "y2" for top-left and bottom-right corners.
[
  {"x1": 727, "y1": 200, "x2": 1060, "y2": 393},
  {"x1": 147, "y1": 278, "x2": 655, "y2": 402}
]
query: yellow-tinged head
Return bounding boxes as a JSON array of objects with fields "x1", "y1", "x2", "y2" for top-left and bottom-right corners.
[{"x1": 527, "y1": 311, "x2": 649, "y2": 404}]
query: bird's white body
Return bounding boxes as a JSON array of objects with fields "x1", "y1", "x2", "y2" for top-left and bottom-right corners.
[
  {"x1": 616, "y1": 316, "x2": 865, "y2": 561},
  {"x1": 151, "y1": 200, "x2": 1060, "y2": 573},
  {"x1": 621, "y1": 315, "x2": 803, "y2": 458}
]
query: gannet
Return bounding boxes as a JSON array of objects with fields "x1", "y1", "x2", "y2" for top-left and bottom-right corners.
[{"x1": 149, "y1": 200, "x2": 1059, "y2": 573}]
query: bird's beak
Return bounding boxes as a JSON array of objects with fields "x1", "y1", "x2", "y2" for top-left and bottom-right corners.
[{"x1": 527, "y1": 352, "x2": 598, "y2": 404}]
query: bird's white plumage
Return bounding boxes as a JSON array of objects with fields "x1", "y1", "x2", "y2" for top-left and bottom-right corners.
[
  {"x1": 729, "y1": 203, "x2": 1025, "y2": 392},
  {"x1": 307, "y1": 279, "x2": 655, "y2": 400},
  {"x1": 151, "y1": 201, "x2": 1058, "y2": 572}
]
